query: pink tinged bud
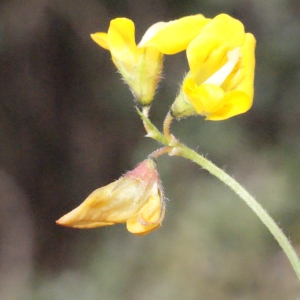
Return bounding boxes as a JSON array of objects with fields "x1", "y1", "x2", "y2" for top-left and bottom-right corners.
[{"x1": 56, "y1": 159, "x2": 165, "y2": 235}]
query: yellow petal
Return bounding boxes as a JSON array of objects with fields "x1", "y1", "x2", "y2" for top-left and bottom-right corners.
[
  {"x1": 56, "y1": 179, "x2": 145, "y2": 228},
  {"x1": 206, "y1": 91, "x2": 251, "y2": 120},
  {"x1": 99, "y1": 18, "x2": 138, "y2": 67},
  {"x1": 90, "y1": 32, "x2": 110, "y2": 50},
  {"x1": 127, "y1": 187, "x2": 165, "y2": 235},
  {"x1": 183, "y1": 78, "x2": 225, "y2": 115},
  {"x1": 139, "y1": 15, "x2": 210, "y2": 54},
  {"x1": 66, "y1": 222, "x2": 115, "y2": 229},
  {"x1": 203, "y1": 47, "x2": 241, "y2": 86},
  {"x1": 221, "y1": 33, "x2": 256, "y2": 100},
  {"x1": 187, "y1": 14, "x2": 245, "y2": 84}
]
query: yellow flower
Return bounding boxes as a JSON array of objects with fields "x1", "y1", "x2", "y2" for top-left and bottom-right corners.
[
  {"x1": 56, "y1": 159, "x2": 165, "y2": 235},
  {"x1": 91, "y1": 15, "x2": 210, "y2": 106},
  {"x1": 171, "y1": 14, "x2": 256, "y2": 120},
  {"x1": 91, "y1": 18, "x2": 162, "y2": 106}
]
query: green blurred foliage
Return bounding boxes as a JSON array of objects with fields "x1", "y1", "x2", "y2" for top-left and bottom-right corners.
[{"x1": 1, "y1": 0, "x2": 300, "y2": 299}]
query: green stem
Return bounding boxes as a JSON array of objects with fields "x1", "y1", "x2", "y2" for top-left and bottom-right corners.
[
  {"x1": 137, "y1": 109, "x2": 300, "y2": 281},
  {"x1": 175, "y1": 143, "x2": 300, "y2": 281},
  {"x1": 163, "y1": 111, "x2": 174, "y2": 142},
  {"x1": 136, "y1": 107, "x2": 168, "y2": 145}
]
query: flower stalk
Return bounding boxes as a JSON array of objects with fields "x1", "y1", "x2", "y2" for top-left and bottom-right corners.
[
  {"x1": 176, "y1": 143, "x2": 300, "y2": 281},
  {"x1": 163, "y1": 111, "x2": 175, "y2": 143},
  {"x1": 149, "y1": 147, "x2": 173, "y2": 159},
  {"x1": 138, "y1": 110, "x2": 300, "y2": 282}
]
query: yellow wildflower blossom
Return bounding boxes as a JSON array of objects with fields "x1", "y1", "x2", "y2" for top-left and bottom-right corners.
[
  {"x1": 91, "y1": 18, "x2": 161, "y2": 106},
  {"x1": 171, "y1": 14, "x2": 256, "y2": 120},
  {"x1": 56, "y1": 159, "x2": 165, "y2": 235},
  {"x1": 91, "y1": 15, "x2": 210, "y2": 106}
]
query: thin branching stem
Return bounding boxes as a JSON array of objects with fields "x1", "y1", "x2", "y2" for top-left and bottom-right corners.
[
  {"x1": 149, "y1": 147, "x2": 173, "y2": 159},
  {"x1": 137, "y1": 109, "x2": 300, "y2": 282},
  {"x1": 163, "y1": 111, "x2": 175, "y2": 142}
]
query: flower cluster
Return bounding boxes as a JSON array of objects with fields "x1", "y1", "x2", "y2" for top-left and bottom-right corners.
[
  {"x1": 91, "y1": 13, "x2": 255, "y2": 120},
  {"x1": 57, "y1": 13, "x2": 256, "y2": 235}
]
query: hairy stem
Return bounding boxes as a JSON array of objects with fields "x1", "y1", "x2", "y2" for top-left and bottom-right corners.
[
  {"x1": 149, "y1": 147, "x2": 173, "y2": 159},
  {"x1": 163, "y1": 111, "x2": 175, "y2": 142},
  {"x1": 138, "y1": 109, "x2": 300, "y2": 282},
  {"x1": 174, "y1": 143, "x2": 300, "y2": 282}
]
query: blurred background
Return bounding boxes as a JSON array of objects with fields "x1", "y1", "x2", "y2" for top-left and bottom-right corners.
[{"x1": 1, "y1": 0, "x2": 300, "y2": 299}]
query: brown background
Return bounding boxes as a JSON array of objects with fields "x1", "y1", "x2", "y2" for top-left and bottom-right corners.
[{"x1": 1, "y1": 0, "x2": 300, "y2": 299}]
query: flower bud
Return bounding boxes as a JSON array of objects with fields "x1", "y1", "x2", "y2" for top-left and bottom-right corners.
[{"x1": 56, "y1": 159, "x2": 165, "y2": 235}]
